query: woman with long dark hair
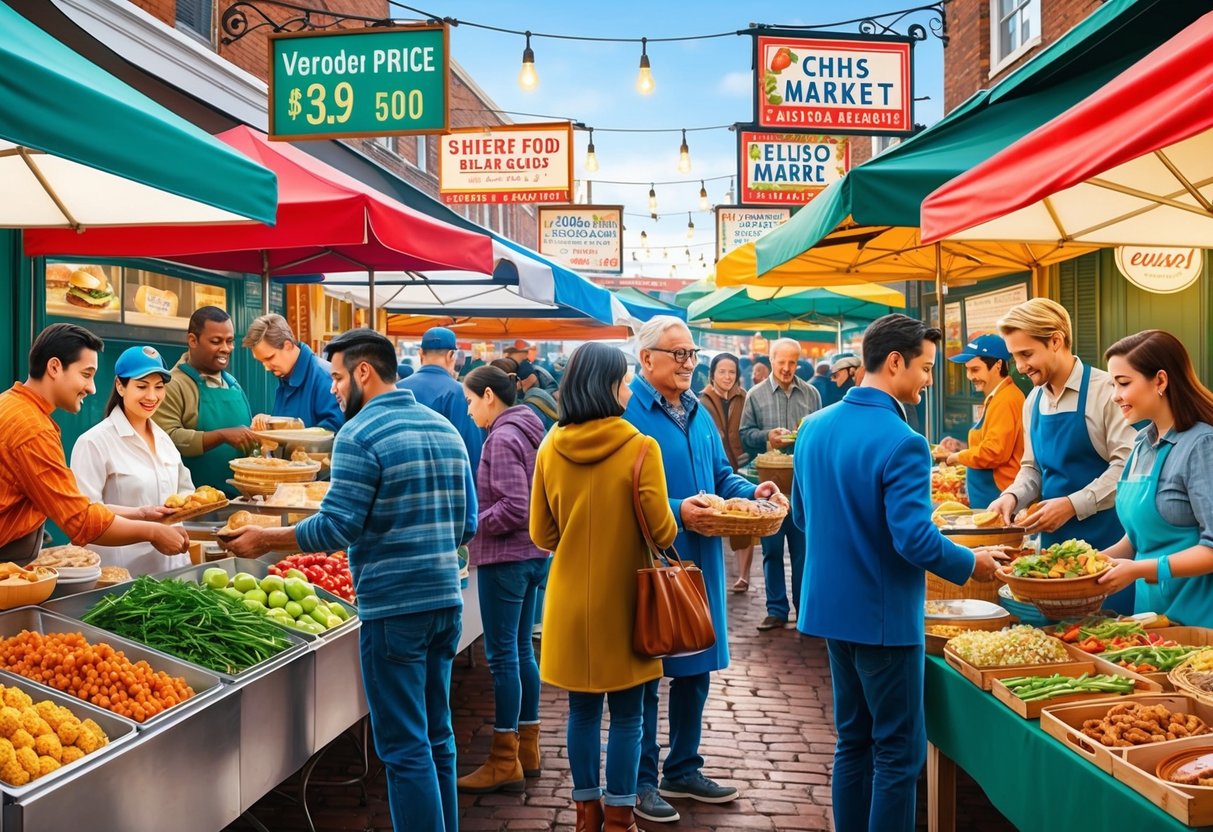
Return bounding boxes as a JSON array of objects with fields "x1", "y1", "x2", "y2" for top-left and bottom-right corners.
[
  {"x1": 531, "y1": 342, "x2": 678, "y2": 832},
  {"x1": 1096, "y1": 331, "x2": 1213, "y2": 624},
  {"x1": 700, "y1": 352, "x2": 755, "y2": 592}
]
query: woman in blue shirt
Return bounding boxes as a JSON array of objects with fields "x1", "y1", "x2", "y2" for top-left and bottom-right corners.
[{"x1": 1097, "y1": 330, "x2": 1213, "y2": 625}]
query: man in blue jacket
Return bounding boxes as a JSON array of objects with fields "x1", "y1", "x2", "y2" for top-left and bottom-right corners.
[
  {"x1": 243, "y1": 314, "x2": 344, "y2": 432},
  {"x1": 792, "y1": 314, "x2": 1004, "y2": 832},
  {"x1": 624, "y1": 315, "x2": 782, "y2": 824},
  {"x1": 398, "y1": 326, "x2": 484, "y2": 472}
]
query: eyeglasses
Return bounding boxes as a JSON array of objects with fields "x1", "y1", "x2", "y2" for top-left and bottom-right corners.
[{"x1": 648, "y1": 347, "x2": 700, "y2": 365}]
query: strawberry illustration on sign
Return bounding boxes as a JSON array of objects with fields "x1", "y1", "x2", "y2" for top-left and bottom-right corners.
[{"x1": 769, "y1": 47, "x2": 797, "y2": 72}]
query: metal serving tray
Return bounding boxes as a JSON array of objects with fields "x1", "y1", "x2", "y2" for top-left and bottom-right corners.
[
  {"x1": 0, "y1": 668, "x2": 139, "y2": 799},
  {"x1": 0, "y1": 607, "x2": 223, "y2": 730}
]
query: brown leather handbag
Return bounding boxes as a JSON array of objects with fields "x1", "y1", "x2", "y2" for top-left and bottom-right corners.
[{"x1": 630, "y1": 439, "x2": 717, "y2": 659}]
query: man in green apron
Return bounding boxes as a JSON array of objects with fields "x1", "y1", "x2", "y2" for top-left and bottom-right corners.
[{"x1": 154, "y1": 307, "x2": 257, "y2": 498}]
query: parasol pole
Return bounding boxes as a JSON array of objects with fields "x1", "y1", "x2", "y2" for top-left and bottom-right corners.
[
  {"x1": 931, "y1": 242, "x2": 945, "y2": 441},
  {"x1": 261, "y1": 250, "x2": 270, "y2": 314},
  {"x1": 836, "y1": 318, "x2": 843, "y2": 353},
  {"x1": 368, "y1": 268, "x2": 377, "y2": 331}
]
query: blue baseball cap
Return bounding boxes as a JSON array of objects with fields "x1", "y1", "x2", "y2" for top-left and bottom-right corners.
[
  {"x1": 114, "y1": 346, "x2": 171, "y2": 381},
  {"x1": 420, "y1": 326, "x2": 457, "y2": 351},
  {"x1": 949, "y1": 333, "x2": 1011, "y2": 363}
]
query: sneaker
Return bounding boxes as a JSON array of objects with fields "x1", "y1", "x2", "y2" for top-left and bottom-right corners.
[
  {"x1": 788, "y1": 610, "x2": 797, "y2": 624},
  {"x1": 659, "y1": 772, "x2": 739, "y2": 804},
  {"x1": 635, "y1": 786, "x2": 680, "y2": 823},
  {"x1": 757, "y1": 615, "x2": 787, "y2": 631}
]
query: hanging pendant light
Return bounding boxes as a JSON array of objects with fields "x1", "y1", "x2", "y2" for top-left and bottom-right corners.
[
  {"x1": 647, "y1": 183, "x2": 657, "y2": 213},
  {"x1": 698, "y1": 181, "x2": 709, "y2": 212},
  {"x1": 686, "y1": 212, "x2": 695, "y2": 240},
  {"x1": 677, "y1": 129, "x2": 691, "y2": 173},
  {"x1": 584, "y1": 127, "x2": 599, "y2": 172},
  {"x1": 517, "y1": 32, "x2": 538, "y2": 91}
]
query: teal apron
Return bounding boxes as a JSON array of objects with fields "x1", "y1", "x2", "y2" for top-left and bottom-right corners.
[
  {"x1": 965, "y1": 378, "x2": 1008, "y2": 509},
  {"x1": 1030, "y1": 362, "x2": 1131, "y2": 612},
  {"x1": 1115, "y1": 442, "x2": 1209, "y2": 623},
  {"x1": 179, "y1": 364, "x2": 252, "y2": 498}
]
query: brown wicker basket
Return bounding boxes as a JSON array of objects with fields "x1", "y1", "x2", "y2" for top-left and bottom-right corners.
[
  {"x1": 1168, "y1": 652, "x2": 1213, "y2": 705},
  {"x1": 755, "y1": 453, "x2": 794, "y2": 495},
  {"x1": 996, "y1": 565, "x2": 1111, "y2": 620},
  {"x1": 697, "y1": 505, "x2": 788, "y2": 538},
  {"x1": 229, "y1": 457, "x2": 321, "y2": 483},
  {"x1": 926, "y1": 572, "x2": 1002, "y2": 604}
]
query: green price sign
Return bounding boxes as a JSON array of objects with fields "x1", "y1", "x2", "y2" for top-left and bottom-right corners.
[{"x1": 268, "y1": 25, "x2": 449, "y2": 141}]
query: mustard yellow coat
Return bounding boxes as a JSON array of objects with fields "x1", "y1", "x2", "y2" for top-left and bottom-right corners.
[{"x1": 531, "y1": 417, "x2": 678, "y2": 693}]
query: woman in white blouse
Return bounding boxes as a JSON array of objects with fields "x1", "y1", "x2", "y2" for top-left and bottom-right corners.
[{"x1": 71, "y1": 346, "x2": 193, "y2": 574}]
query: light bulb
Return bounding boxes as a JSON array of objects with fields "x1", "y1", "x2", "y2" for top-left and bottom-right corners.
[
  {"x1": 517, "y1": 33, "x2": 538, "y2": 91},
  {"x1": 725, "y1": 178, "x2": 735, "y2": 205},
  {"x1": 647, "y1": 184, "x2": 657, "y2": 213},
  {"x1": 698, "y1": 181, "x2": 710, "y2": 212},
  {"x1": 686, "y1": 213, "x2": 694, "y2": 240},
  {"x1": 636, "y1": 38, "x2": 655, "y2": 95},
  {"x1": 677, "y1": 129, "x2": 691, "y2": 173},
  {"x1": 640, "y1": 230, "x2": 648, "y2": 243},
  {"x1": 685, "y1": 247, "x2": 692, "y2": 262},
  {"x1": 584, "y1": 128, "x2": 599, "y2": 172}
]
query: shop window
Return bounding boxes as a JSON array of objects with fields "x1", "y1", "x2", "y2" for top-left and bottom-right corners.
[
  {"x1": 176, "y1": 0, "x2": 213, "y2": 41},
  {"x1": 123, "y1": 267, "x2": 227, "y2": 330},
  {"x1": 990, "y1": 0, "x2": 1040, "y2": 75},
  {"x1": 44, "y1": 261, "x2": 227, "y2": 329},
  {"x1": 44, "y1": 261, "x2": 121, "y2": 323},
  {"x1": 414, "y1": 136, "x2": 429, "y2": 173}
]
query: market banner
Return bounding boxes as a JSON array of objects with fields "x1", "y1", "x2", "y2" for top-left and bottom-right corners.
[
  {"x1": 752, "y1": 31, "x2": 913, "y2": 135},
  {"x1": 715, "y1": 206, "x2": 792, "y2": 259},
  {"x1": 269, "y1": 25, "x2": 449, "y2": 140},
  {"x1": 537, "y1": 205, "x2": 624, "y2": 274},
  {"x1": 439, "y1": 122, "x2": 574, "y2": 205},
  {"x1": 737, "y1": 131, "x2": 850, "y2": 206},
  {"x1": 1115, "y1": 246, "x2": 1203, "y2": 294}
]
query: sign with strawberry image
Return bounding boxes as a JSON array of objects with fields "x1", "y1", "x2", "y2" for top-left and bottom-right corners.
[{"x1": 752, "y1": 31, "x2": 914, "y2": 136}]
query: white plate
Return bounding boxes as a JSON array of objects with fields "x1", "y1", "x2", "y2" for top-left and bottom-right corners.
[
  {"x1": 55, "y1": 568, "x2": 102, "y2": 583},
  {"x1": 924, "y1": 599, "x2": 1009, "y2": 620}
]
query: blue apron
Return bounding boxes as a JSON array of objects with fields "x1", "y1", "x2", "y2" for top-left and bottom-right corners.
[
  {"x1": 965, "y1": 378, "x2": 1008, "y2": 509},
  {"x1": 1115, "y1": 443, "x2": 1209, "y2": 623},
  {"x1": 1030, "y1": 362, "x2": 1131, "y2": 612}
]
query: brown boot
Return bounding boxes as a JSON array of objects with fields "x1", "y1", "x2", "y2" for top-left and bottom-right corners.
[
  {"x1": 603, "y1": 804, "x2": 639, "y2": 832},
  {"x1": 518, "y1": 722, "x2": 542, "y2": 777},
  {"x1": 456, "y1": 730, "x2": 525, "y2": 794},
  {"x1": 575, "y1": 798, "x2": 604, "y2": 832}
]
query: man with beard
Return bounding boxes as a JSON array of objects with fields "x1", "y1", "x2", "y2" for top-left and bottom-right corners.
[
  {"x1": 399, "y1": 327, "x2": 484, "y2": 473},
  {"x1": 154, "y1": 307, "x2": 258, "y2": 497},
  {"x1": 242, "y1": 314, "x2": 343, "y2": 432},
  {"x1": 225, "y1": 328, "x2": 477, "y2": 832}
]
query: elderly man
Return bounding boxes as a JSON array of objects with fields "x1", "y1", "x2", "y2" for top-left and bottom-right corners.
[
  {"x1": 243, "y1": 314, "x2": 343, "y2": 432},
  {"x1": 398, "y1": 327, "x2": 484, "y2": 473},
  {"x1": 623, "y1": 315, "x2": 781, "y2": 823},
  {"x1": 741, "y1": 337, "x2": 823, "y2": 631}
]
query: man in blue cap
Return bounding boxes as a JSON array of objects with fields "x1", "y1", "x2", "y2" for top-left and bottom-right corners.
[
  {"x1": 934, "y1": 333, "x2": 1026, "y2": 509},
  {"x1": 398, "y1": 327, "x2": 484, "y2": 472}
]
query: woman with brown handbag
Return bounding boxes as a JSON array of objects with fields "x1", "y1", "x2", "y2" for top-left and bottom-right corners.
[{"x1": 531, "y1": 343, "x2": 678, "y2": 832}]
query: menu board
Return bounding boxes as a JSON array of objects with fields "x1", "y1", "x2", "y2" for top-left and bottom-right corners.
[{"x1": 964, "y1": 284, "x2": 1028, "y2": 340}]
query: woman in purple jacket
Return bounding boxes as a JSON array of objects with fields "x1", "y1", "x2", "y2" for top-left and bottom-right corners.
[{"x1": 458, "y1": 365, "x2": 550, "y2": 795}]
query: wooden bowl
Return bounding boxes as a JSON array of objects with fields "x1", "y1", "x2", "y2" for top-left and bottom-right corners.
[
  {"x1": 996, "y1": 564, "x2": 1110, "y2": 620},
  {"x1": 0, "y1": 568, "x2": 58, "y2": 609},
  {"x1": 1156, "y1": 747, "x2": 1213, "y2": 788}
]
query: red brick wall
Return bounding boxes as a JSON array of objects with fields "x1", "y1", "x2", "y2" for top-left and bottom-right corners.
[{"x1": 944, "y1": 0, "x2": 1103, "y2": 111}]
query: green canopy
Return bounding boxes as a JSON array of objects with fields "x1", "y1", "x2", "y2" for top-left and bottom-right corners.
[
  {"x1": 1, "y1": 0, "x2": 277, "y2": 227},
  {"x1": 674, "y1": 278, "x2": 716, "y2": 308},
  {"x1": 747, "y1": 0, "x2": 1210, "y2": 280},
  {"x1": 688, "y1": 283, "x2": 904, "y2": 327}
]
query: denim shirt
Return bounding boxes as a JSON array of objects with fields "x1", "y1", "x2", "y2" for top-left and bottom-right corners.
[
  {"x1": 632, "y1": 373, "x2": 698, "y2": 434},
  {"x1": 1129, "y1": 421, "x2": 1213, "y2": 549}
]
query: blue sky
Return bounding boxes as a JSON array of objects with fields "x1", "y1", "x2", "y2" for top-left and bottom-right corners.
[{"x1": 401, "y1": 1, "x2": 946, "y2": 278}]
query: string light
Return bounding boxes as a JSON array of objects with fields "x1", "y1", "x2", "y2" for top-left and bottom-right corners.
[
  {"x1": 636, "y1": 38, "x2": 655, "y2": 95},
  {"x1": 584, "y1": 127, "x2": 599, "y2": 172},
  {"x1": 639, "y1": 230, "x2": 648, "y2": 246},
  {"x1": 725, "y1": 177, "x2": 735, "y2": 204},
  {"x1": 647, "y1": 183, "x2": 657, "y2": 213},
  {"x1": 685, "y1": 247, "x2": 692, "y2": 262},
  {"x1": 677, "y1": 129, "x2": 691, "y2": 173},
  {"x1": 686, "y1": 212, "x2": 695, "y2": 240},
  {"x1": 699, "y1": 181, "x2": 710, "y2": 212},
  {"x1": 517, "y1": 32, "x2": 538, "y2": 91}
]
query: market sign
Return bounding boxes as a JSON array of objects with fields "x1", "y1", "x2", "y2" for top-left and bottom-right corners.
[
  {"x1": 537, "y1": 205, "x2": 623, "y2": 274},
  {"x1": 753, "y1": 32, "x2": 913, "y2": 135},
  {"x1": 438, "y1": 123, "x2": 573, "y2": 205},
  {"x1": 715, "y1": 206, "x2": 792, "y2": 259},
  {"x1": 1115, "y1": 246, "x2": 1203, "y2": 294},
  {"x1": 268, "y1": 25, "x2": 448, "y2": 140},
  {"x1": 738, "y1": 131, "x2": 849, "y2": 206}
]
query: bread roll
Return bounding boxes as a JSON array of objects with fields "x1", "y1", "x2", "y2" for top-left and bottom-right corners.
[
  {"x1": 44, "y1": 263, "x2": 73, "y2": 288},
  {"x1": 134, "y1": 285, "x2": 178, "y2": 317}
]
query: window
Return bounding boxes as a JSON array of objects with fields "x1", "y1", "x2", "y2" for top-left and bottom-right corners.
[
  {"x1": 176, "y1": 0, "x2": 213, "y2": 41},
  {"x1": 43, "y1": 261, "x2": 227, "y2": 330},
  {"x1": 871, "y1": 135, "x2": 901, "y2": 157},
  {"x1": 374, "y1": 136, "x2": 394, "y2": 153},
  {"x1": 414, "y1": 136, "x2": 429, "y2": 173},
  {"x1": 990, "y1": 0, "x2": 1040, "y2": 73}
]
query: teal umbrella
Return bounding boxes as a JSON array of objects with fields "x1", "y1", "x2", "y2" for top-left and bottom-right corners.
[
  {"x1": 674, "y1": 278, "x2": 716, "y2": 309},
  {"x1": 0, "y1": 0, "x2": 276, "y2": 227},
  {"x1": 687, "y1": 283, "x2": 904, "y2": 326}
]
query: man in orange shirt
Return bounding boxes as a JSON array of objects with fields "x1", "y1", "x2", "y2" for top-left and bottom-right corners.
[
  {"x1": 935, "y1": 334, "x2": 1026, "y2": 508},
  {"x1": 0, "y1": 324, "x2": 190, "y2": 562}
]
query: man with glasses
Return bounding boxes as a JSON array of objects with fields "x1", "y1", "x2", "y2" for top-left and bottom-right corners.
[
  {"x1": 741, "y1": 337, "x2": 823, "y2": 632},
  {"x1": 624, "y1": 316, "x2": 781, "y2": 823}
]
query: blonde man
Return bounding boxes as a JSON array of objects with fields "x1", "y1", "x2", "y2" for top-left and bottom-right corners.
[
  {"x1": 243, "y1": 314, "x2": 343, "y2": 432},
  {"x1": 988, "y1": 298, "x2": 1137, "y2": 611}
]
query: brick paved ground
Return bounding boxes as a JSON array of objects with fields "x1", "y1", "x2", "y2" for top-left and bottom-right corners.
[{"x1": 227, "y1": 561, "x2": 1016, "y2": 831}]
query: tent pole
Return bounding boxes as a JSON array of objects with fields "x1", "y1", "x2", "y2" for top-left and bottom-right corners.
[
  {"x1": 836, "y1": 319, "x2": 842, "y2": 353},
  {"x1": 261, "y1": 250, "x2": 270, "y2": 314},
  {"x1": 369, "y1": 269, "x2": 377, "y2": 331},
  {"x1": 931, "y1": 243, "x2": 944, "y2": 441}
]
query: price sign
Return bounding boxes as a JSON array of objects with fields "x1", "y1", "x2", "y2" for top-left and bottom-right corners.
[{"x1": 269, "y1": 25, "x2": 449, "y2": 141}]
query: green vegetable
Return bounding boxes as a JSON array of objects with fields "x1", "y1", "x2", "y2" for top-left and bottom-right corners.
[
  {"x1": 81, "y1": 576, "x2": 293, "y2": 675},
  {"x1": 1000, "y1": 673, "x2": 1136, "y2": 702}
]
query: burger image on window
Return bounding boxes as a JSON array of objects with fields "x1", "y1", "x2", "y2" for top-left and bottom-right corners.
[{"x1": 65, "y1": 266, "x2": 115, "y2": 310}]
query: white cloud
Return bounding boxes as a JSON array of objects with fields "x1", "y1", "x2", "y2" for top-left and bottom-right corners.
[{"x1": 717, "y1": 71, "x2": 753, "y2": 97}]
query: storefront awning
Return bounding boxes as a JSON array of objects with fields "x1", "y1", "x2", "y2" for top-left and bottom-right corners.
[
  {"x1": 0, "y1": 0, "x2": 276, "y2": 228},
  {"x1": 688, "y1": 283, "x2": 904, "y2": 329},
  {"x1": 921, "y1": 10, "x2": 1213, "y2": 247},
  {"x1": 716, "y1": 0, "x2": 1210, "y2": 288}
]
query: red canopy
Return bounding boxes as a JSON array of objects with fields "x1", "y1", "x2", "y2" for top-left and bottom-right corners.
[
  {"x1": 921, "y1": 10, "x2": 1213, "y2": 245},
  {"x1": 24, "y1": 125, "x2": 495, "y2": 276}
]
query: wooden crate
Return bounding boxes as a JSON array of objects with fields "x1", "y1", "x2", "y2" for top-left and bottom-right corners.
[
  {"x1": 925, "y1": 616, "x2": 1016, "y2": 657},
  {"x1": 1061, "y1": 626, "x2": 1213, "y2": 692},
  {"x1": 944, "y1": 642, "x2": 1096, "y2": 691},
  {"x1": 1040, "y1": 693, "x2": 1213, "y2": 774},
  {"x1": 1111, "y1": 734, "x2": 1213, "y2": 826},
  {"x1": 991, "y1": 664, "x2": 1162, "y2": 719}
]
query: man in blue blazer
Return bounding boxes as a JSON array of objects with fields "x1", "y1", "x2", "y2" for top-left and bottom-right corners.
[{"x1": 791, "y1": 314, "x2": 1004, "y2": 832}]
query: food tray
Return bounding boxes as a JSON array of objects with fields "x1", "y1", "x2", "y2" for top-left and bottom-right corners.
[
  {"x1": 159, "y1": 498, "x2": 230, "y2": 525},
  {"x1": 229, "y1": 458, "x2": 321, "y2": 484},
  {"x1": 1066, "y1": 626, "x2": 1213, "y2": 692},
  {"x1": 43, "y1": 580, "x2": 311, "y2": 684},
  {"x1": 253, "y1": 429, "x2": 335, "y2": 454},
  {"x1": 1112, "y1": 734, "x2": 1213, "y2": 827},
  {"x1": 944, "y1": 641, "x2": 1095, "y2": 691},
  {"x1": 940, "y1": 527, "x2": 1026, "y2": 548},
  {"x1": 227, "y1": 498, "x2": 320, "y2": 520},
  {"x1": 991, "y1": 664, "x2": 1163, "y2": 719},
  {"x1": 925, "y1": 615, "x2": 1015, "y2": 657},
  {"x1": 226, "y1": 478, "x2": 280, "y2": 499},
  {"x1": 0, "y1": 606, "x2": 223, "y2": 729},
  {"x1": 1040, "y1": 693, "x2": 1213, "y2": 773}
]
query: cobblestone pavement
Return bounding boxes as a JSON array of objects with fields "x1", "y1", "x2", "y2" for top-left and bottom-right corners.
[{"x1": 227, "y1": 562, "x2": 1015, "y2": 831}]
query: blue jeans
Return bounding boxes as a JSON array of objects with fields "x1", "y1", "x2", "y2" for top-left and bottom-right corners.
[
  {"x1": 762, "y1": 515, "x2": 806, "y2": 619},
  {"x1": 478, "y1": 558, "x2": 548, "y2": 730},
  {"x1": 360, "y1": 608, "x2": 462, "y2": 832},
  {"x1": 638, "y1": 672, "x2": 710, "y2": 788},
  {"x1": 826, "y1": 639, "x2": 926, "y2": 832},
  {"x1": 567, "y1": 684, "x2": 646, "y2": 807}
]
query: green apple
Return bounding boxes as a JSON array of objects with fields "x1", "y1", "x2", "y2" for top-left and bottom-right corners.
[
  {"x1": 242, "y1": 598, "x2": 265, "y2": 613},
  {"x1": 232, "y1": 572, "x2": 258, "y2": 593},
  {"x1": 243, "y1": 588, "x2": 268, "y2": 606},
  {"x1": 267, "y1": 590, "x2": 289, "y2": 609},
  {"x1": 328, "y1": 604, "x2": 350, "y2": 622},
  {"x1": 300, "y1": 595, "x2": 320, "y2": 614},
  {"x1": 284, "y1": 601, "x2": 303, "y2": 619},
  {"x1": 202, "y1": 568, "x2": 229, "y2": 590},
  {"x1": 285, "y1": 568, "x2": 307, "y2": 582},
  {"x1": 283, "y1": 577, "x2": 310, "y2": 603},
  {"x1": 310, "y1": 606, "x2": 333, "y2": 626},
  {"x1": 259, "y1": 575, "x2": 286, "y2": 595}
]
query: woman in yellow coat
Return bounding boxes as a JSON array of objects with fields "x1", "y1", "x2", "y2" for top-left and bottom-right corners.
[{"x1": 531, "y1": 342, "x2": 678, "y2": 832}]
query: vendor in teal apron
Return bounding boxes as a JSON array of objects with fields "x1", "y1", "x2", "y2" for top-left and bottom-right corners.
[
  {"x1": 153, "y1": 307, "x2": 258, "y2": 498},
  {"x1": 1095, "y1": 331, "x2": 1213, "y2": 624},
  {"x1": 989, "y1": 299, "x2": 1138, "y2": 613},
  {"x1": 934, "y1": 334, "x2": 1026, "y2": 509}
]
